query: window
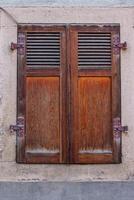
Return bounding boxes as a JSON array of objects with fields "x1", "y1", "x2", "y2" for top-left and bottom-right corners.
[{"x1": 17, "y1": 24, "x2": 121, "y2": 164}]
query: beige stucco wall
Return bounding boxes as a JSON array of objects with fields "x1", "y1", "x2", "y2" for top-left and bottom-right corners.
[{"x1": 0, "y1": 6, "x2": 134, "y2": 181}]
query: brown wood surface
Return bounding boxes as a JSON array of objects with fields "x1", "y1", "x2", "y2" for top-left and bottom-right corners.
[
  {"x1": 17, "y1": 25, "x2": 67, "y2": 163},
  {"x1": 111, "y1": 28, "x2": 121, "y2": 163},
  {"x1": 26, "y1": 77, "x2": 60, "y2": 163},
  {"x1": 78, "y1": 69, "x2": 112, "y2": 77},
  {"x1": 77, "y1": 77, "x2": 113, "y2": 163},
  {"x1": 26, "y1": 68, "x2": 60, "y2": 77},
  {"x1": 17, "y1": 24, "x2": 121, "y2": 164},
  {"x1": 69, "y1": 24, "x2": 121, "y2": 164},
  {"x1": 17, "y1": 31, "x2": 26, "y2": 163}
]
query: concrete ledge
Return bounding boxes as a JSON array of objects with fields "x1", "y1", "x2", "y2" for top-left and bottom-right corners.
[{"x1": 0, "y1": 181, "x2": 134, "y2": 200}]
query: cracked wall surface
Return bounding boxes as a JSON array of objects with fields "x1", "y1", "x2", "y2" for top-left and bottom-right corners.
[{"x1": 0, "y1": 6, "x2": 134, "y2": 181}]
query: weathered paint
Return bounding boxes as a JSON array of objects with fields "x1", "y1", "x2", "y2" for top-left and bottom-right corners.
[{"x1": 0, "y1": 6, "x2": 134, "y2": 181}]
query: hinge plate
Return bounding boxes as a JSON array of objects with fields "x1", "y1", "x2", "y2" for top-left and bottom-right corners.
[
  {"x1": 113, "y1": 117, "x2": 128, "y2": 138},
  {"x1": 10, "y1": 43, "x2": 24, "y2": 50},
  {"x1": 10, "y1": 116, "x2": 24, "y2": 137},
  {"x1": 113, "y1": 35, "x2": 127, "y2": 54},
  {"x1": 11, "y1": 33, "x2": 25, "y2": 55}
]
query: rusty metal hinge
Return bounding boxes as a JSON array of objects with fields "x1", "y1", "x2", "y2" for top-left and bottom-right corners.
[
  {"x1": 113, "y1": 41, "x2": 127, "y2": 50},
  {"x1": 10, "y1": 42, "x2": 25, "y2": 55},
  {"x1": 113, "y1": 35, "x2": 127, "y2": 54},
  {"x1": 10, "y1": 33, "x2": 25, "y2": 55},
  {"x1": 9, "y1": 116, "x2": 24, "y2": 137},
  {"x1": 10, "y1": 42, "x2": 24, "y2": 51},
  {"x1": 113, "y1": 117, "x2": 128, "y2": 138}
]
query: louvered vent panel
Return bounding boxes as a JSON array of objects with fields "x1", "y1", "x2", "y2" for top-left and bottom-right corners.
[
  {"x1": 26, "y1": 32, "x2": 60, "y2": 67},
  {"x1": 78, "y1": 32, "x2": 112, "y2": 68}
]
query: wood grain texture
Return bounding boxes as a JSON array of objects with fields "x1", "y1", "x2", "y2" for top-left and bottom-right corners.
[
  {"x1": 111, "y1": 28, "x2": 121, "y2": 163},
  {"x1": 78, "y1": 69, "x2": 112, "y2": 77},
  {"x1": 77, "y1": 77, "x2": 113, "y2": 163},
  {"x1": 17, "y1": 25, "x2": 67, "y2": 164},
  {"x1": 17, "y1": 32, "x2": 27, "y2": 163},
  {"x1": 26, "y1": 77, "x2": 60, "y2": 163},
  {"x1": 69, "y1": 24, "x2": 121, "y2": 164},
  {"x1": 17, "y1": 24, "x2": 121, "y2": 164},
  {"x1": 69, "y1": 28, "x2": 79, "y2": 163}
]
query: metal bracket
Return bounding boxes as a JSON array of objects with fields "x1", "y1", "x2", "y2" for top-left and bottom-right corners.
[
  {"x1": 113, "y1": 117, "x2": 128, "y2": 138},
  {"x1": 112, "y1": 35, "x2": 127, "y2": 54},
  {"x1": 9, "y1": 116, "x2": 24, "y2": 137},
  {"x1": 10, "y1": 42, "x2": 24, "y2": 51},
  {"x1": 113, "y1": 41, "x2": 127, "y2": 50},
  {"x1": 10, "y1": 33, "x2": 25, "y2": 55}
]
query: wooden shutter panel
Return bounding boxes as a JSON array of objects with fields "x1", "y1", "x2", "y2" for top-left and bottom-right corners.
[
  {"x1": 69, "y1": 25, "x2": 121, "y2": 164},
  {"x1": 17, "y1": 25, "x2": 67, "y2": 163},
  {"x1": 17, "y1": 24, "x2": 121, "y2": 164}
]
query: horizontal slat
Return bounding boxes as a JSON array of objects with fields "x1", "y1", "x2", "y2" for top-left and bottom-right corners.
[
  {"x1": 27, "y1": 46, "x2": 60, "y2": 49},
  {"x1": 27, "y1": 60, "x2": 60, "y2": 62},
  {"x1": 27, "y1": 55, "x2": 60, "y2": 58},
  {"x1": 27, "y1": 32, "x2": 60, "y2": 35},
  {"x1": 78, "y1": 46, "x2": 111, "y2": 49},
  {"x1": 78, "y1": 59, "x2": 111, "y2": 62},
  {"x1": 27, "y1": 65, "x2": 60, "y2": 67},
  {"x1": 26, "y1": 32, "x2": 61, "y2": 67},
  {"x1": 27, "y1": 37, "x2": 60, "y2": 39},
  {"x1": 27, "y1": 62, "x2": 60, "y2": 65},
  {"x1": 79, "y1": 55, "x2": 111, "y2": 58},
  {"x1": 79, "y1": 49, "x2": 111, "y2": 52},
  {"x1": 78, "y1": 52, "x2": 111, "y2": 55},
  {"x1": 27, "y1": 51, "x2": 60, "y2": 56},
  {"x1": 78, "y1": 39, "x2": 111, "y2": 41},
  {"x1": 27, "y1": 50, "x2": 60, "y2": 53},
  {"x1": 79, "y1": 41, "x2": 111, "y2": 44},
  {"x1": 79, "y1": 63, "x2": 111, "y2": 65},
  {"x1": 27, "y1": 42, "x2": 60, "y2": 47},
  {"x1": 78, "y1": 32, "x2": 112, "y2": 67}
]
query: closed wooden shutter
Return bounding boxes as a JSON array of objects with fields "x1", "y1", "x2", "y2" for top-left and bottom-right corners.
[
  {"x1": 17, "y1": 24, "x2": 121, "y2": 164},
  {"x1": 69, "y1": 25, "x2": 121, "y2": 163},
  {"x1": 17, "y1": 25, "x2": 67, "y2": 163}
]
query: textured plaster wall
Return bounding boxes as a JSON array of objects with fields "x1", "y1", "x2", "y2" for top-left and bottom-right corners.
[{"x1": 0, "y1": 6, "x2": 134, "y2": 181}]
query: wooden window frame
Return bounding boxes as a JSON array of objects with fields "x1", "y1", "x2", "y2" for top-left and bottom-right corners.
[{"x1": 17, "y1": 24, "x2": 121, "y2": 164}]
